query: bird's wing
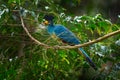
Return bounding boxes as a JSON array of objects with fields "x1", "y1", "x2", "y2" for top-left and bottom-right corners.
[{"x1": 54, "y1": 25, "x2": 80, "y2": 45}]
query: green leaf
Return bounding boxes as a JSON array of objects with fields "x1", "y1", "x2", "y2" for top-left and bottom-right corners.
[{"x1": 8, "y1": 0, "x2": 20, "y2": 4}]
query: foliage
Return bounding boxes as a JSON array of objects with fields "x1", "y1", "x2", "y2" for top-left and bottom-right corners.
[{"x1": 0, "y1": 0, "x2": 120, "y2": 80}]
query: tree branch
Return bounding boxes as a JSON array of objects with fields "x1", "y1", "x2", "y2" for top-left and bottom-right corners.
[
  {"x1": 54, "y1": 29, "x2": 120, "y2": 49},
  {"x1": 20, "y1": 15, "x2": 51, "y2": 48},
  {"x1": 20, "y1": 15, "x2": 120, "y2": 49}
]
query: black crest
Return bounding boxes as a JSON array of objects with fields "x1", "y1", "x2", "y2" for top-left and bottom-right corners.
[{"x1": 43, "y1": 14, "x2": 54, "y2": 21}]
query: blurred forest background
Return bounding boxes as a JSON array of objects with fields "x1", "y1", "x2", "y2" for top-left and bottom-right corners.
[{"x1": 0, "y1": 0, "x2": 120, "y2": 80}]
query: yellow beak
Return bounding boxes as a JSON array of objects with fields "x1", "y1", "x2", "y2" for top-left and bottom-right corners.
[{"x1": 43, "y1": 20, "x2": 49, "y2": 25}]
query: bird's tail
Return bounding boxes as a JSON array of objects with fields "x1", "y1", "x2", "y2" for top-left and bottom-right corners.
[{"x1": 78, "y1": 48, "x2": 97, "y2": 70}]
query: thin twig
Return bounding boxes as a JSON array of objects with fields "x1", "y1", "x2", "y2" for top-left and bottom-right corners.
[
  {"x1": 20, "y1": 15, "x2": 120, "y2": 49},
  {"x1": 11, "y1": 9, "x2": 48, "y2": 13},
  {"x1": 1, "y1": 24, "x2": 21, "y2": 26}
]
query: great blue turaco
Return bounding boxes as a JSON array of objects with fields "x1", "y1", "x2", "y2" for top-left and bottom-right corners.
[{"x1": 43, "y1": 14, "x2": 97, "y2": 70}]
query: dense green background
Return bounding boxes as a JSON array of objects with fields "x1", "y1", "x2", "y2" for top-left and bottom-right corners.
[{"x1": 0, "y1": 0, "x2": 120, "y2": 80}]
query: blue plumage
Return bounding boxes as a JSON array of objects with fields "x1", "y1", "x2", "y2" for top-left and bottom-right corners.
[
  {"x1": 43, "y1": 15, "x2": 97, "y2": 70},
  {"x1": 51, "y1": 24, "x2": 80, "y2": 45}
]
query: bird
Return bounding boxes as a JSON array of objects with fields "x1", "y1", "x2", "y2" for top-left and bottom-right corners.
[{"x1": 43, "y1": 14, "x2": 97, "y2": 70}]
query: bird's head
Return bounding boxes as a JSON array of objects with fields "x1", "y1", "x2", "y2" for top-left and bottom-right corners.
[{"x1": 43, "y1": 15, "x2": 54, "y2": 25}]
